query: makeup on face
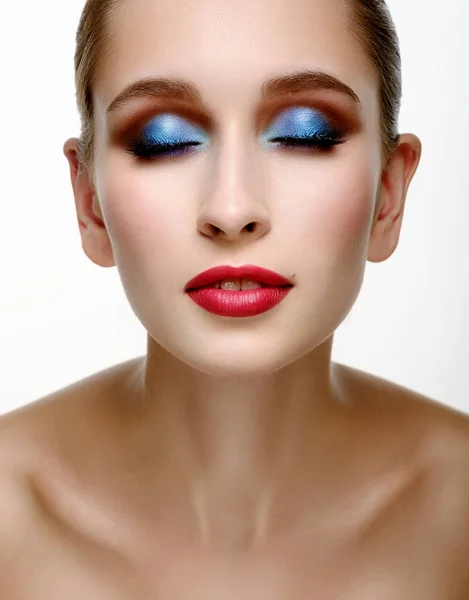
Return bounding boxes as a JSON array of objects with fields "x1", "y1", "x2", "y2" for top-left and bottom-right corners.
[
  {"x1": 125, "y1": 113, "x2": 208, "y2": 159},
  {"x1": 121, "y1": 104, "x2": 347, "y2": 161},
  {"x1": 105, "y1": 69, "x2": 363, "y2": 162}
]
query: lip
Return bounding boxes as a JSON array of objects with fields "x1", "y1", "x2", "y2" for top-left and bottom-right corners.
[
  {"x1": 184, "y1": 264, "x2": 294, "y2": 291},
  {"x1": 184, "y1": 264, "x2": 294, "y2": 318}
]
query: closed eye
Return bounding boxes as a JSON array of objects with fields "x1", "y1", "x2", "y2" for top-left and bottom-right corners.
[
  {"x1": 126, "y1": 134, "x2": 345, "y2": 161},
  {"x1": 126, "y1": 140, "x2": 203, "y2": 159},
  {"x1": 124, "y1": 106, "x2": 347, "y2": 160},
  {"x1": 270, "y1": 134, "x2": 345, "y2": 151}
]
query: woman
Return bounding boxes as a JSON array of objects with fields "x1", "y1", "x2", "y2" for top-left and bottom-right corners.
[{"x1": 1, "y1": 0, "x2": 468, "y2": 597}]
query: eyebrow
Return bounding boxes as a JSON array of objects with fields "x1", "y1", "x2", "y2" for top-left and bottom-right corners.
[{"x1": 106, "y1": 69, "x2": 361, "y2": 113}]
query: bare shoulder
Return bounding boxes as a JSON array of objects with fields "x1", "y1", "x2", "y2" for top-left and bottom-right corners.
[
  {"x1": 0, "y1": 358, "x2": 143, "y2": 537},
  {"x1": 336, "y1": 361, "x2": 469, "y2": 498},
  {"x1": 336, "y1": 361, "x2": 469, "y2": 424},
  {"x1": 0, "y1": 355, "x2": 144, "y2": 463},
  {"x1": 335, "y1": 362, "x2": 469, "y2": 569}
]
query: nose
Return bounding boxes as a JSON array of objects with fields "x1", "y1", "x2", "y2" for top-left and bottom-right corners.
[{"x1": 196, "y1": 140, "x2": 271, "y2": 244}]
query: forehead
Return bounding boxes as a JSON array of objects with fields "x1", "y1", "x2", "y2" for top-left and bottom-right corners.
[{"x1": 94, "y1": 0, "x2": 378, "y2": 115}]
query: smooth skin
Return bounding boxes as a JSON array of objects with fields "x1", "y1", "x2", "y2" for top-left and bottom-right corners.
[{"x1": 1, "y1": 0, "x2": 469, "y2": 597}]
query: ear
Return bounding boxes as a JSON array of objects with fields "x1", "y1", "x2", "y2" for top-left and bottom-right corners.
[
  {"x1": 63, "y1": 138, "x2": 115, "y2": 268},
  {"x1": 367, "y1": 133, "x2": 422, "y2": 263}
]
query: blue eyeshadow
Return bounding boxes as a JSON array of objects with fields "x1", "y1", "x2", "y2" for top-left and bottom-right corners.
[
  {"x1": 264, "y1": 106, "x2": 338, "y2": 140},
  {"x1": 128, "y1": 105, "x2": 344, "y2": 159},
  {"x1": 140, "y1": 114, "x2": 207, "y2": 145}
]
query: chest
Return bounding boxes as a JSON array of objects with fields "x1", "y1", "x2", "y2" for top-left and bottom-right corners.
[{"x1": 7, "y1": 526, "x2": 468, "y2": 600}]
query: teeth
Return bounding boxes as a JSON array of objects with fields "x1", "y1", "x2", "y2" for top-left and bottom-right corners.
[{"x1": 217, "y1": 279, "x2": 263, "y2": 290}]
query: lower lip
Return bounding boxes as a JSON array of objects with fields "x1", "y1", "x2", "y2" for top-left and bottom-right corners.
[{"x1": 185, "y1": 286, "x2": 293, "y2": 317}]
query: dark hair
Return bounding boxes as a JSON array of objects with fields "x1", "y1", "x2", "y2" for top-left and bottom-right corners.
[{"x1": 74, "y1": 0, "x2": 401, "y2": 164}]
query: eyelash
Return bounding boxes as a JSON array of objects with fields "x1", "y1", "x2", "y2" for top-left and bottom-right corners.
[
  {"x1": 126, "y1": 134, "x2": 345, "y2": 160},
  {"x1": 126, "y1": 140, "x2": 201, "y2": 159},
  {"x1": 271, "y1": 135, "x2": 345, "y2": 151}
]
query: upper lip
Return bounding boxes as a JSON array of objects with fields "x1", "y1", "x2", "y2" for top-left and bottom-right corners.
[{"x1": 185, "y1": 265, "x2": 295, "y2": 291}]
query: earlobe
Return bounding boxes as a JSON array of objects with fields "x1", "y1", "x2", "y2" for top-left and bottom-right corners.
[
  {"x1": 367, "y1": 134, "x2": 422, "y2": 263},
  {"x1": 63, "y1": 138, "x2": 116, "y2": 268}
]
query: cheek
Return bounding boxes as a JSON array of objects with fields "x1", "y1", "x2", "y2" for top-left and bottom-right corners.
[
  {"x1": 95, "y1": 157, "x2": 193, "y2": 263},
  {"x1": 275, "y1": 151, "x2": 379, "y2": 265},
  {"x1": 321, "y1": 164, "x2": 376, "y2": 253}
]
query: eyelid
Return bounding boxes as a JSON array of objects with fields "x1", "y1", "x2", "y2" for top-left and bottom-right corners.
[
  {"x1": 261, "y1": 106, "x2": 336, "y2": 137},
  {"x1": 142, "y1": 113, "x2": 206, "y2": 140},
  {"x1": 254, "y1": 96, "x2": 358, "y2": 135},
  {"x1": 110, "y1": 101, "x2": 214, "y2": 146},
  {"x1": 111, "y1": 94, "x2": 358, "y2": 146}
]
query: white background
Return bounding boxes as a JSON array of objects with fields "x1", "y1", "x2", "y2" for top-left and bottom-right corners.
[{"x1": 0, "y1": 1, "x2": 467, "y2": 414}]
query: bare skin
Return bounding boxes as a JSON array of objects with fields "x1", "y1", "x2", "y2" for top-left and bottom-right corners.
[
  {"x1": 3, "y1": 0, "x2": 468, "y2": 596},
  {"x1": 1, "y1": 359, "x2": 469, "y2": 598}
]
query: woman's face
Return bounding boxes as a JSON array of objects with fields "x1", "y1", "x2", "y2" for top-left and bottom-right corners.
[{"x1": 88, "y1": 0, "x2": 385, "y2": 376}]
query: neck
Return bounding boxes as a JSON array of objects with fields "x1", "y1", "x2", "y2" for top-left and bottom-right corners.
[{"x1": 114, "y1": 335, "x2": 351, "y2": 548}]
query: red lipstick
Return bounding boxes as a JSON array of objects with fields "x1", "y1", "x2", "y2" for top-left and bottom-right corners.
[{"x1": 184, "y1": 265, "x2": 294, "y2": 318}]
